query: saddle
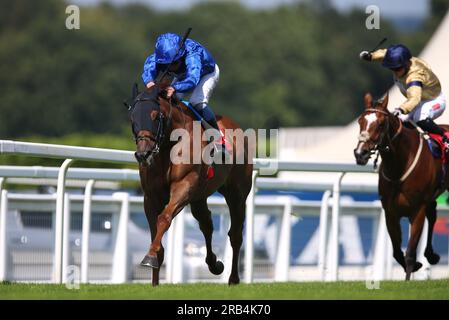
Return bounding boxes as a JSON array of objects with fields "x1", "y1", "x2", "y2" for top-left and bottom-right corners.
[{"x1": 427, "y1": 133, "x2": 449, "y2": 164}]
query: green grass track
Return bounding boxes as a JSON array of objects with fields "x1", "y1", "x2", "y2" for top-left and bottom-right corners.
[{"x1": 1, "y1": 280, "x2": 449, "y2": 300}]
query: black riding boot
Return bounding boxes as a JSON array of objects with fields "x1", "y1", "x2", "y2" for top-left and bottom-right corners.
[
  {"x1": 206, "y1": 116, "x2": 220, "y2": 131},
  {"x1": 417, "y1": 118, "x2": 449, "y2": 146},
  {"x1": 194, "y1": 103, "x2": 220, "y2": 130}
]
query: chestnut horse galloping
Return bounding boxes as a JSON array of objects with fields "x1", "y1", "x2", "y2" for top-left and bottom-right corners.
[
  {"x1": 128, "y1": 87, "x2": 253, "y2": 286},
  {"x1": 354, "y1": 93, "x2": 446, "y2": 280}
]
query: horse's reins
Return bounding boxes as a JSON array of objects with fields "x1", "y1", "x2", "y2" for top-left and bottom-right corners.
[{"x1": 359, "y1": 108, "x2": 424, "y2": 183}]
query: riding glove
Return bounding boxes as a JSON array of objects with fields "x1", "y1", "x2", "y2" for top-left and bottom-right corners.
[
  {"x1": 393, "y1": 108, "x2": 409, "y2": 122},
  {"x1": 359, "y1": 51, "x2": 372, "y2": 61},
  {"x1": 392, "y1": 108, "x2": 404, "y2": 117}
]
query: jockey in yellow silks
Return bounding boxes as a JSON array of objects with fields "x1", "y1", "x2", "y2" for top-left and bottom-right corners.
[{"x1": 360, "y1": 44, "x2": 448, "y2": 146}]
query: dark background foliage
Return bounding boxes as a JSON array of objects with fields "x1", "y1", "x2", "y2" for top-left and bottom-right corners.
[{"x1": 0, "y1": 0, "x2": 446, "y2": 166}]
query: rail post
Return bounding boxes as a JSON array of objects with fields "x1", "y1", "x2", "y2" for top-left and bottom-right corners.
[
  {"x1": 81, "y1": 179, "x2": 95, "y2": 283},
  {"x1": 244, "y1": 170, "x2": 258, "y2": 283},
  {"x1": 111, "y1": 192, "x2": 130, "y2": 283},
  {"x1": 329, "y1": 172, "x2": 345, "y2": 281},
  {"x1": 318, "y1": 190, "x2": 332, "y2": 280},
  {"x1": 0, "y1": 190, "x2": 8, "y2": 281},
  {"x1": 53, "y1": 159, "x2": 73, "y2": 283},
  {"x1": 274, "y1": 197, "x2": 292, "y2": 281},
  {"x1": 62, "y1": 193, "x2": 71, "y2": 283}
]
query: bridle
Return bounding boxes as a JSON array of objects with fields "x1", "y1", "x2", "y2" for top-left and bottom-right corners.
[
  {"x1": 357, "y1": 108, "x2": 403, "y2": 156},
  {"x1": 132, "y1": 96, "x2": 173, "y2": 166},
  {"x1": 358, "y1": 108, "x2": 423, "y2": 183}
]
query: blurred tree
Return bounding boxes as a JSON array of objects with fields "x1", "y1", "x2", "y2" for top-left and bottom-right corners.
[{"x1": 0, "y1": 0, "x2": 442, "y2": 140}]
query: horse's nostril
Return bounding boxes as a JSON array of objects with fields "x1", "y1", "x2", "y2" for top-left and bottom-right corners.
[{"x1": 354, "y1": 147, "x2": 370, "y2": 165}]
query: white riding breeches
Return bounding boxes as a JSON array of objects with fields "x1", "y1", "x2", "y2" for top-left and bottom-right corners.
[
  {"x1": 175, "y1": 64, "x2": 220, "y2": 106},
  {"x1": 403, "y1": 93, "x2": 446, "y2": 122}
]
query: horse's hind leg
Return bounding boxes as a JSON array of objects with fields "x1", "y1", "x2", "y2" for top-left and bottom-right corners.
[
  {"x1": 222, "y1": 190, "x2": 246, "y2": 285},
  {"x1": 190, "y1": 199, "x2": 224, "y2": 275},
  {"x1": 405, "y1": 206, "x2": 426, "y2": 280},
  {"x1": 424, "y1": 200, "x2": 440, "y2": 265}
]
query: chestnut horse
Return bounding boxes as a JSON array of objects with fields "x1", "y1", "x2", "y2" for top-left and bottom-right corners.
[
  {"x1": 128, "y1": 87, "x2": 253, "y2": 286},
  {"x1": 354, "y1": 93, "x2": 446, "y2": 280}
]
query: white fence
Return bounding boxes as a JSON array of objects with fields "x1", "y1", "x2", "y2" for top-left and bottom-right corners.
[{"x1": 0, "y1": 140, "x2": 448, "y2": 283}]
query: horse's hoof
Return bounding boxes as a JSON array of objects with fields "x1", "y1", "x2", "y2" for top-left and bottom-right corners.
[
  {"x1": 228, "y1": 276, "x2": 240, "y2": 286},
  {"x1": 140, "y1": 255, "x2": 159, "y2": 268},
  {"x1": 425, "y1": 252, "x2": 440, "y2": 265},
  {"x1": 208, "y1": 260, "x2": 224, "y2": 275}
]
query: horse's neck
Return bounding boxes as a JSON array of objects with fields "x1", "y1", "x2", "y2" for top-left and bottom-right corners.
[
  {"x1": 159, "y1": 98, "x2": 192, "y2": 129},
  {"x1": 380, "y1": 123, "x2": 420, "y2": 179},
  {"x1": 158, "y1": 98, "x2": 197, "y2": 157}
]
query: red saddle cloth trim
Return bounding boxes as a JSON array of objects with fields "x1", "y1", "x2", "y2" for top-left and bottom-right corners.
[
  {"x1": 205, "y1": 126, "x2": 232, "y2": 181},
  {"x1": 428, "y1": 133, "x2": 449, "y2": 163},
  {"x1": 207, "y1": 166, "x2": 214, "y2": 180}
]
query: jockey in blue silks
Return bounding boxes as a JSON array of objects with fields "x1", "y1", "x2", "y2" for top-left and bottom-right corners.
[{"x1": 142, "y1": 33, "x2": 221, "y2": 132}]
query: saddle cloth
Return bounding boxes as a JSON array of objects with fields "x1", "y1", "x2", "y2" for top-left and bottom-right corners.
[{"x1": 427, "y1": 133, "x2": 449, "y2": 164}]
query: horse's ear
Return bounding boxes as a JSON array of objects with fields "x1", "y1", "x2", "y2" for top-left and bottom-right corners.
[
  {"x1": 364, "y1": 93, "x2": 373, "y2": 109},
  {"x1": 379, "y1": 93, "x2": 389, "y2": 110}
]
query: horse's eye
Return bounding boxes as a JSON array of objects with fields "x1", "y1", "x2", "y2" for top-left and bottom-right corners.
[{"x1": 378, "y1": 123, "x2": 385, "y2": 130}]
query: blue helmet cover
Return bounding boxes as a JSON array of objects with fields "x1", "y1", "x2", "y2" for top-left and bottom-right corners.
[{"x1": 154, "y1": 33, "x2": 186, "y2": 64}]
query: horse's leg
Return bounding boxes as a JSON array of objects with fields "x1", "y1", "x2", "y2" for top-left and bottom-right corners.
[
  {"x1": 424, "y1": 200, "x2": 440, "y2": 265},
  {"x1": 144, "y1": 210, "x2": 165, "y2": 286},
  {"x1": 141, "y1": 195, "x2": 165, "y2": 286},
  {"x1": 222, "y1": 190, "x2": 246, "y2": 285},
  {"x1": 405, "y1": 206, "x2": 426, "y2": 280},
  {"x1": 190, "y1": 199, "x2": 224, "y2": 275},
  {"x1": 385, "y1": 213, "x2": 406, "y2": 270},
  {"x1": 143, "y1": 180, "x2": 192, "y2": 268}
]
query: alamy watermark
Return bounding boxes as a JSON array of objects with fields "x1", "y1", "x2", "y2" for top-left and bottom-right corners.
[
  {"x1": 65, "y1": 5, "x2": 80, "y2": 30},
  {"x1": 65, "y1": 265, "x2": 80, "y2": 290},
  {"x1": 365, "y1": 5, "x2": 380, "y2": 30},
  {"x1": 138, "y1": 121, "x2": 279, "y2": 175},
  {"x1": 365, "y1": 279, "x2": 381, "y2": 290},
  {"x1": 169, "y1": 122, "x2": 278, "y2": 175},
  {"x1": 365, "y1": 267, "x2": 381, "y2": 289}
]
